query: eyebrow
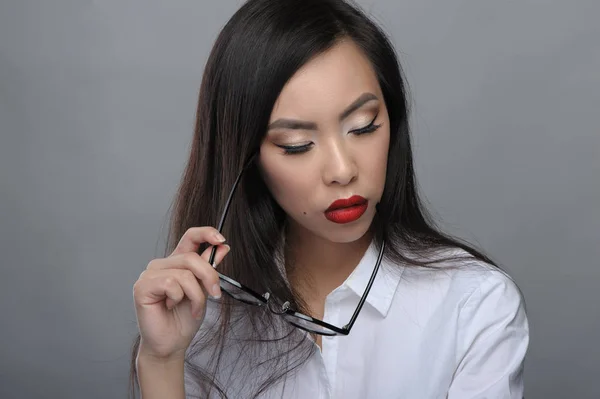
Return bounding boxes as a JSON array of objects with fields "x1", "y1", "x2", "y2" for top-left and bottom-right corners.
[{"x1": 267, "y1": 92, "x2": 379, "y2": 131}]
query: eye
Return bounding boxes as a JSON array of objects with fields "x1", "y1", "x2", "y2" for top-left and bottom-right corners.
[
  {"x1": 276, "y1": 143, "x2": 313, "y2": 155},
  {"x1": 350, "y1": 113, "x2": 382, "y2": 135}
]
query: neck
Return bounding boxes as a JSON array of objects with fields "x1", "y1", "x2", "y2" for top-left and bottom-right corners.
[{"x1": 284, "y1": 222, "x2": 373, "y2": 303}]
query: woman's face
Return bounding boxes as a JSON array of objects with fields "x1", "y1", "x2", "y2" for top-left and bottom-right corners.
[{"x1": 259, "y1": 40, "x2": 390, "y2": 244}]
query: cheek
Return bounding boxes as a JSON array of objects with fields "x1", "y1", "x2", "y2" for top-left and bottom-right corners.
[
  {"x1": 260, "y1": 157, "x2": 315, "y2": 215},
  {"x1": 379, "y1": 135, "x2": 390, "y2": 177},
  {"x1": 364, "y1": 129, "x2": 390, "y2": 188}
]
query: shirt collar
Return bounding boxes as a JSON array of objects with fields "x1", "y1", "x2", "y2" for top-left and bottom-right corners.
[
  {"x1": 277, "y1": 237, "x2": 404, "y2": 318},
  {"x1": 339, "y1": 240, "x2": 404, "y2": 318}
]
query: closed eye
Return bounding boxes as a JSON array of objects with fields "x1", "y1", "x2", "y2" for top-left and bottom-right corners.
[
  {"x1": 350, "y1": 113, "x2": 382, "y2": 135},
  {"x1": 276, "y1": 143, "x2": 313, "y2": 155},
  {"x1": 275, "y1": 113, "x2": 381, "y2": 155}
]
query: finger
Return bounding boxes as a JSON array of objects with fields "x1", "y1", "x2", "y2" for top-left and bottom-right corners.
[
  {"x1": 171, "y1": 270, "x2": 208, "y2": 318},
  {"x1": 147, "y1": 252, "x2": 222, "y2": 298},
  {"x1": 151, "y1": 270, "x2": 207, "y2": 318},
  {"x1": 164, "y1": 296, "x2": 179, "y2": 310},
  {"x1": 200, "y1": 244, "x2": 231, "y2": 267},
  {"x1": 170, "y1": 227, "x2": 226, "y2": 257},
  {"x1": 162, "y1": 276, "x2": 185, "y2": 310},
  {"x1": 134, "y1": 274, "x2": 184, "y2": 309}
]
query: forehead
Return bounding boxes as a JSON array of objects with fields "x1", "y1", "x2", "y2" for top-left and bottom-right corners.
[{"x1": 270, "y1": 40, "x2": 381, "y2": 119}]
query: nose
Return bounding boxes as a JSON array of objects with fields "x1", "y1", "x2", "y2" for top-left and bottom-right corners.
[{"x1": 322, "y1": 140, "x2": 358, "y2": 186}]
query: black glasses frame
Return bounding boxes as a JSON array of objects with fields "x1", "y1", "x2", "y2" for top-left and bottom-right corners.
[{"x1": 207, "y1": 155, "x2": 385, "y2": 336}]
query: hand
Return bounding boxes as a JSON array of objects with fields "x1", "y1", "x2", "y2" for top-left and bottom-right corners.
[{"x1": 133, "y1": 227, "x2": 230, "y2": 361}]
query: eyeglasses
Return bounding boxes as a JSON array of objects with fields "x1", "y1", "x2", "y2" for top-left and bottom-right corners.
[{"x1": 207, "y1": 155, "x2": 385, "y2": 336}]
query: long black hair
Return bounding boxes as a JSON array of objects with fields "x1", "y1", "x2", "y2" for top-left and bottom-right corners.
[{"x1": 130, "y1": 0, "x2": 495, "y2": 397}]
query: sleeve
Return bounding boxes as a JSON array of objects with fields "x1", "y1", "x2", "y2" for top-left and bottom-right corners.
[{"x1": 447, "y1": 270, "x2": 530, "y2": 399}]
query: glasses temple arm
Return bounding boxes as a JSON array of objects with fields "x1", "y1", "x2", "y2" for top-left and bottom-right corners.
[
  {"x1": 208, "y1": 153, "x2": 257, "y2": 265},
  {"x1": 342, "y1": 240, "x2": 386, "y2": 332}
]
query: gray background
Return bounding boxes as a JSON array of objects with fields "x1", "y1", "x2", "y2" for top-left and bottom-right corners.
[{"x1": 0, "y1": 0, "x2": 598, "y2": 398}]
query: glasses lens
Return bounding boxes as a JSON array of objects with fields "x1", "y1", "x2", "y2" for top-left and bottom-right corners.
[
  {"x1": 283, "y1": 312, "x2": 338, "y2": 335},
  {"x1": 219, "y1": 275, "x2": 264, "y2": 306}
]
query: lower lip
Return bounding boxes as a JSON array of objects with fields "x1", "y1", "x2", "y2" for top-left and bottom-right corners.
[{"x1": 324, "y1": 201, "x2": 368, "y2": 224}]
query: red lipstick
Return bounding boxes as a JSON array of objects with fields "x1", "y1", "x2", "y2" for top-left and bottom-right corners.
[{"x1": 324, "y1": 195, "x2": 368, "y2": 224}]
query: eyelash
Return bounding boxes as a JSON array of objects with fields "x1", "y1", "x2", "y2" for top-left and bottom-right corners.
[{"x1": 278, "y1": 115, "x2": 382, "y2": 155}]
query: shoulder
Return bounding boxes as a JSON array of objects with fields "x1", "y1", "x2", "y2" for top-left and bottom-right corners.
[
  {"x1": 387, "y1": 248, "x2": 531, "y2": 398},
  {"x1": 395, "y1": 247, "x2": 525, "y2": 307},
  {"x1": 384, "y1": 247, "x2": 527, "y2": 331},
  {"x1": 387, "y1": 246, "x2": 529, "y2": 361}
]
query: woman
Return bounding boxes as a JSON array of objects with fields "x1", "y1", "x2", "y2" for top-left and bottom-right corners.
[{"x1": 131, "y1": 0, "x2": 529, "y2": 398}]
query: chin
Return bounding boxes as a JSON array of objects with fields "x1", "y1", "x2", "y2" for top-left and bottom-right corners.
[
  {"x1": 286, "y1": 206, "x2": 376, "y2": 244},
  {"x1": 315, "y1": 213, "x2": 375, "y2": 244}
]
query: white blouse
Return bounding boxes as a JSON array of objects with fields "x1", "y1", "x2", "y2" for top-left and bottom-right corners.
[{"x1": 185, "y1": 243, "x2": 529, "y2": 398}]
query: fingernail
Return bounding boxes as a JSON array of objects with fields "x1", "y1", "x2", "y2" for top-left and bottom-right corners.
[
  {"x1": 223, "y1": 244, "x2": 231, "y2": 253},
  {"x1": 211, "y1": 284, "x2": 222, "y2": 299},
  {"x1": 215, "y1": 233, "x2": 226, "y2": 243}
]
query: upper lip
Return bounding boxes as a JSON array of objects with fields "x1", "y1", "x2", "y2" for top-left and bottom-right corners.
[{"x1": 326, "y1": 195, "x2": 367, "y2": 212}]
